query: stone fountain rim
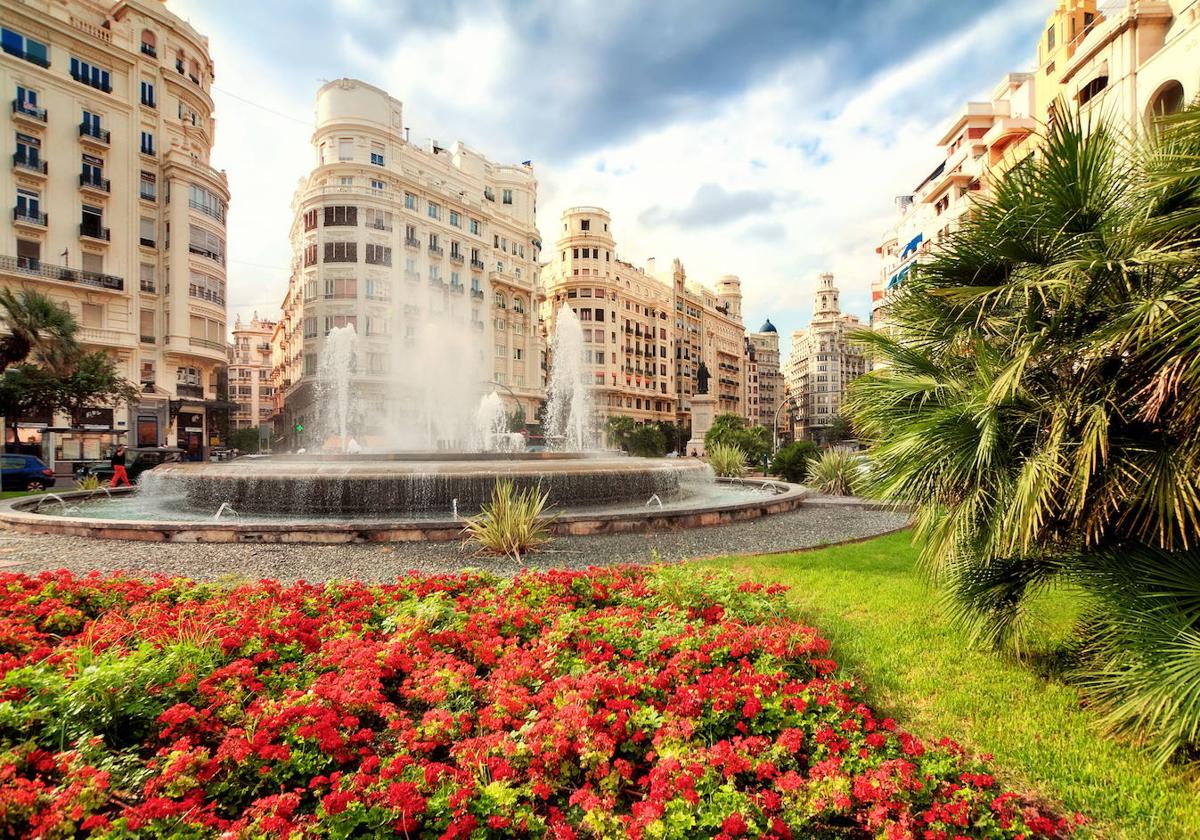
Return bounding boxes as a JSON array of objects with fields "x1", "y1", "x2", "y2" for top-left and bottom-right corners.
[{"x1": 0, "y1": 479, "x2": 809, "y2": 543}]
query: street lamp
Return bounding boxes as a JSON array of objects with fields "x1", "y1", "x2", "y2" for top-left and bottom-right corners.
[{"x1": 483, "y1": 380, "x2": 522, "y2": 427}]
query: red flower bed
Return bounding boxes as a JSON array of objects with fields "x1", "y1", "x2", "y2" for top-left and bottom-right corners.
[{"x1": 0, "y1": 566, "x2": 1081, "y2": 838}]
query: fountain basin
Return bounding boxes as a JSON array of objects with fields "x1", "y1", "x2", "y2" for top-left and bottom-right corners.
[
  {"x1": 146, "y1": 454, "x2": 712, "y2": 515},
  {"x1": 0, "y1": 478, "x2": 808, "y2": 543}
]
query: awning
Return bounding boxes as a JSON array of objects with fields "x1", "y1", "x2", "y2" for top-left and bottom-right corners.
[{"x1": 900, "y1": 233, "x2": 924, "y2": 259}]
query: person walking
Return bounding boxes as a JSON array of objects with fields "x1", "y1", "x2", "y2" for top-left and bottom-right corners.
[{"x1": 110, "y1": 444, "x2": 131, "y2": 488}]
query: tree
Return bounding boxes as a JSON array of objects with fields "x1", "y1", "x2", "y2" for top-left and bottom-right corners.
[
  {"x1": 0, "y1": 289, "x2": 79, "y2": 374},
  {"x1": 705, "y1": 413, "x2": 770, "y2": 465},
  {"x1": 626, "y1": 424, "x2": 667, "y2": 458},
  {"x1": 229, "y1": 427, "x2": 262, "y2": 454},
  {"x1": 821, "y1": 414, "x2": 853, "y2": 444},
  {"x1": 770, "y1": 440, "x2": 819, "y2": 483},
  {"x1": 54, "y1": 352, "x2": 140, "y2": 427},
  {"x1": 847, "y1": 104, "x2": 1200, "y2": 762},
  {"x1": 605, "y1": 415, "x2": 636, "y2": 450}
]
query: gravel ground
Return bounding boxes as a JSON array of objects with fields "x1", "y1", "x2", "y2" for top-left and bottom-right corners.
[{"x1": 0, "y1": 504, "x2": 910, "y2": 582}]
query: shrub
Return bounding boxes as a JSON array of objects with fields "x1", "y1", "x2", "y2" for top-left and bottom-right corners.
[
  {"x1": 707, "y1": 441, "x2": 746, "y2": 478},
  {"x1": 806, "y1": 448, "x2": 864, "y2": 496},
  {"x1": 74, "y1": 474, "x2": 101, "y2": 491},
  {"x1": 0, "y1": 567, "x2": 1080, "y2": 838},
  {"x1": 626, "y1": 424, "x2": 667, "y2": 457},
  {"x1": 461, "y1": 479, "x2": 555, "y2": 561},
  {"x1": 705, "y1": 413, "x2": 770, "y2": 465},
  {"x1": 770, "y1": 440, "x2": 819, "y2": 483}
]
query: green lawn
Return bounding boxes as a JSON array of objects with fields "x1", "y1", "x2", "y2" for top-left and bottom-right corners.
[{"x1": 697, "y1": 531, "x2": 1200, "y2": 839}]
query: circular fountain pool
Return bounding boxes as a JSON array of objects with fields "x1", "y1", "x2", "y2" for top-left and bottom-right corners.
[{"x1": 0, "y1": 453, "x2": 807, "y2": 543}]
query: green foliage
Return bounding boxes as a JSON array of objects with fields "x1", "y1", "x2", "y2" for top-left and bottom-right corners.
[
  {"x1": 821, "y1": 414, "x2": 854, "y2": 444},
  {"x1": 706, "y1": 442, "x2": 746, "y2": 478},
  {"x1": 0, "y1": 289, "x2": 78, "y2": 374},
  {"x1": 228, "y1": 427, "x2": 262, "y2": 454},
  {"x1": 461, "y1": 480, "x2": 556, "y2": 561},
  {"x1": 705, "y1": 413, "x2": 770, "y2": 464},
  {"x1": 806, "y1": 449, "x2": 864, "y2": 496},
  {"x1": 604, "y1": 414, "x2": 636, "y2": 450},
  {"x1": 770, "y1": 440, "x2": 819, "y2": 483},
  {"x1": 846, "y1": 103, "x2": 1200, "y2": 762},
  {"x1": 75, "y1": 475, "x2": 101, "y2": 491},
  {"x1": 626, "y1": 424, "x2": 667, "y2": 457}
]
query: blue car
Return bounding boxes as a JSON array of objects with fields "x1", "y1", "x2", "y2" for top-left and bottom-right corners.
[{"x1": 0, "y1": 454, "x2": 57, "y2": 492}]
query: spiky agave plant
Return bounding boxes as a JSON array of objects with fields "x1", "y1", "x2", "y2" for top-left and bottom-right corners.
[
  {"x1": 706, "y1": 442, "x2": 747, "y2": 478},
  {"x1": 75, "y1": 474, "x2": 102, "y2": 491},
  {"x1": 847, "y1": 102, "x2": 1200, "y2": 762},
  {"x1": 805, "y1": 449, "x2": 864, "y2": 497},
  {"x1": 461, "y1": 479, "x2": 556, "y2": 562}
]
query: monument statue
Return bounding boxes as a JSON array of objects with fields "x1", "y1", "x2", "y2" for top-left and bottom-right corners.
[{"x1": 697, "y1": 361, "x2": 710, "y2": 395}]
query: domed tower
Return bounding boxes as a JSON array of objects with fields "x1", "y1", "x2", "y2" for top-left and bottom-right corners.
[
  {"x1": 758, "y1": 318, "x2": 778, "y2": 334},
  {"x1": 554, "y1": 207, "x2": 616, "y2": 276},
  {"x1": 716, "y1": 275, "x2": 742, "y2": 319},
  {"x1": 814, "y1": 272, "x2": 840, "y2": 317}
]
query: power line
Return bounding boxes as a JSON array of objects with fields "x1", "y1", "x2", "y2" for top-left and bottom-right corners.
[{"x1": 211, "y1": 85, "x2": 310, "y2": 126}]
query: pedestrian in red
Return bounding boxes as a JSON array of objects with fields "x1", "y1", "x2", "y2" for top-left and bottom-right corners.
[{"x1": 110, "y1": 444, "x2": 131, "y2": 487}]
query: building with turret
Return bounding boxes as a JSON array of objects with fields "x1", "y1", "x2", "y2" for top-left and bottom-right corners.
[
  {"x1": 540, "y1": 207, "x2": 748, "y2": 436},
  {"x1": 748, "y1": 318, "x2": 785, "y2": 436},
  {"x1": 784, "y1": 273, "x2": 868, "y2": 440}
]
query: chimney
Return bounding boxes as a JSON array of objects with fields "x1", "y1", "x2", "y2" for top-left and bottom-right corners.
[{"x1": 646, "y1": 257, "x2": 656, "y2": 275}]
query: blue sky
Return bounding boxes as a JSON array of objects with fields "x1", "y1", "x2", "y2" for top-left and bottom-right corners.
[{"x1": 171, "y1": 0, "x2": 1049, "y2": 355}]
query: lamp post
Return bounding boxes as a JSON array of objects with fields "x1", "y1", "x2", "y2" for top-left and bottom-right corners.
[
  {"x1": 772, "y1": 396, "x2": 795, "y2": 455},
  {"x1": 483, "y1": 380, "x2": 522, "y2": 428}
]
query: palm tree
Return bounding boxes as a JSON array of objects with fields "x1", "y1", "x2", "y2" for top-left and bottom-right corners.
[
  {"x1": 0, "y1": 289, "x2": 79, "y2": 374},
  {"x1": 847, "y1": 104, "x2": 1200, "y2": 763}
]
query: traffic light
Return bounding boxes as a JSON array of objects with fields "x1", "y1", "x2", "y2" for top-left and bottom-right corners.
[{"x1": 294, "y1": 422, "x2": 304, "y2": 433}]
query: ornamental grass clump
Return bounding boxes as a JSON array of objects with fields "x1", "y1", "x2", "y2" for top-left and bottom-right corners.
[
  {"x1": 74, "y1": 474, "x2": 101, "y2": 491},
  {"x1": 706, "y1": 441, "x2": 747, "y2": 478},
  {"x1": 0, "y1": 567, "x2": 1081, "y2": 838},
  {"x1": 806, "y1": 448, "x2": 864, "y2": 496},
  {"x1": 461, "y1": 478, "x2": 555, "y2": 561}
]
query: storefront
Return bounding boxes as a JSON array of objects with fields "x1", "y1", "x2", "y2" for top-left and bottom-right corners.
[
  {"x1": 176, "y1": 410, "x2": 206, "y2": 461},
  {"x1": 4, "y1": 409, "x2": 130, "y2": 476}
]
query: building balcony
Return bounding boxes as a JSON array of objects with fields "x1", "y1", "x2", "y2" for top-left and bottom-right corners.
[
  {"x1": 140, "y1": 42, "x2": 157, "y2": 58},
  {"x1": 176, "y1": 384, "x2": 204, "y2": 399},
  {"x1": 80, "y1": 223, "x2": 111, "y2": 242},
  {"x1": 471, "y1": 258, "x2": 485, "y2": 270},
  {"x1": 450, "y1": 283, "x2": 465, "y2": 295},
  {"x1": 11, "y1": 100, "x2": 46, "y2": 124},
  {"x1": 13, "y1": 208, "x2": 48, "y2": 229},
  {"x1": 428, "y1": 244, "x2": 444, "y2": 258},
  {"x1": 404, "y1": 236, "x2": 420, "y2": 248},
  {"x1": 449, "y1": 252, "x2": 464, "y2": 264},
  {"x1": 0, "y1": 254, "x2": 124, "y2": 292},
  {"x1": 79, "y1": 122, "x2": 111, "y2": 146},
  {"x1": 12, "y1": 154, "x2": 46, "y2": 177},
  {"x1": 429, "y1": 277, "x2": 448, "y2": 290},
  {"x1": 78, "y1": 326, "x2": 135, "y2": 349},
  {"x1": 79, "y1": 173, "x2": 111, "y2": 194},
  {"x1": 470, "y1": 289, "x2": 484, "y2": 300}
]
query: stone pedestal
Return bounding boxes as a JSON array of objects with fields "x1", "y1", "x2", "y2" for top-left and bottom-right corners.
[{"x1": 686, "y1": 394, "x2": 717, "y2": 457}]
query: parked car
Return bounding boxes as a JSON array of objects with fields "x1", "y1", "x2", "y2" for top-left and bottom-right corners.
[
  {"x1": 1, "y1": 454, "x2": 57, "y2": 492},
  {"x1": 74, "y1": 446, "x2": 184, "y2": 484}
]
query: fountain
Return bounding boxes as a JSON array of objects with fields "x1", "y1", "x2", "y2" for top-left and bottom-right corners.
[{"x1": 0, "y1": 299, "x2": 808, "y2": 542}]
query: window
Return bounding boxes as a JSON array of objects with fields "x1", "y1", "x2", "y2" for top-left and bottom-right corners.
[
  {"x1": 1, "y1": 27, "x2": 49, "y2": 67},
  {"x1": 449, "y1": 210, "x2": 461, "y2": 228},
  {"x1": 502, "y1": 189, "x2": 513, "y2": 205},
  {"x1": 188, "y1": 184, "x2": 226, "y2": 220},
  {"x1": 323, "y1": 241, "x2": 357, "y2": 263},
  {"x1": 322, "y1": 277, "x2": 356, "y2": 298},
  {"x1": 188, "y1": 225, "x2": 225, "y2": 264},
  {"x1": 303, "y1": 317, "x2": 317, "y2": 339},
  {"x1": 469, "y1": 218, "x2": 481, "y2": 235},
  {"x1": 70, "y1": 57, "x2": 111, "y2": 92},
  {"x1": 323, "y1": 205, "x2": 357, "y2": 226},
  {"x1": 139, "y1": 263, "x2": 156, "y2": 293},
  {"x1": 1046, "y1": 25, "x2": 1056, "y2": 50},
  {"x1": 1078, "y1": 74, "x2": 1108, "y2": 106},
  {"x1": 80, "y1": 109, "x2": 105, "y2": 140},
  {"x1": 427, "y1": 201, "x2": 440, "y2": 220},
  {"x1": 188, "y1": 270, "x2": 225, "y2": 304},
  {"x1": 15, "y1": 187, "x2": 41, "y2": 222},
  {"x1": 81, "y1": 153, "x2": 104, "y2": 187},
  {"x1": 513, "y1": 348, "x2": 524, "y2": 361},
  {"x1": 140, "y1": 80, "x2": 155, "y2": 107},
  {"x1": 370, "y1": 144, "x2": 384, "y2": 165},
  {"x1": 139, "y1": 217, "x2": 155, "y2": 247},
  {"x1": 496, "y1": 344, "x2": 506, "y2": 358},
  {"x1": 370, "y1": 179, "x2": 385, "y2": 191},
  {"x1": 580, "y1": 219, "x2": 590, "y2": 231},
  {"x1": 365, "y1": 277, "x2": 390, "y2": 300},
  {"x1": 365, "y1": 244, "x2": 391, "y2": 265},
  {"x1": 303, "y1": 209, "x2": 318, "y2": 231},
  {"x1": 338, "y1": 138, "x2": 354, "y2": 161},
  {"x1": 140, "y1": 29, "x2": 156, "y2": 57},
  {"x1": 81, "y1": 204, "x2": 105, "y2": 239},
  {"x1": 140, "y1": 171, "x2": 157, "y2": 201},
  {"x1": 405, "y1": 192, "x2": 417, "y2": 210},
  {"x1": 304, "y1": 355, "x2": 316, "y2": 376},
  {"x1": 323, "y1": 314, "x2": 357, "y2": 333},
  {"x1": 14, "y1": 133, "x2": 40, "y2": 169},
  {"x1": 81, "y1": 303, "x2": 103, "y2": 328},
  {"x1": 303, "y1": 244, "x2": 317, "y2": 266},
  {"x1": 366, "y1": 208, "x2": 392, "y2": 231},
  {"x1": 484, "y1": 186, "x2": 495, "y2": 202},
  {"x1": 140, "y1": 131, "x2": 155, "y2": 156}
]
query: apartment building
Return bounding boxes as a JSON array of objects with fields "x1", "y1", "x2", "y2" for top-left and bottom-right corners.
[
  {"x1": 1, "y1": 0, "x2": 230, "y2": 471},
  {"x1": 228, "y1": 313, "x2": 275, "y2": 433},
  {"x1": 785, "y1": 273, "x2": 868, "y2": 441},
  {"x1": 540, "y1": 207, "x2": 749, "y2": 434},
  {"x1": 273, "y1": 79, "x2": 542, "y2": 447},
  {"x1": 541, "y1": 207, "x2": 677, "y2": 425},
  {"x1": 748, "y1": 318, "x2": 785, "y2": 436},
  {"x1": 873, "y1": 0, "x2": 1199, "y2": 331}
]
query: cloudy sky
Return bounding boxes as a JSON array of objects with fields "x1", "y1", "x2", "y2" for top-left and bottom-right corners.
[{"x1": 171, "y1": 0, "x2": 1049, "y2": 356}]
